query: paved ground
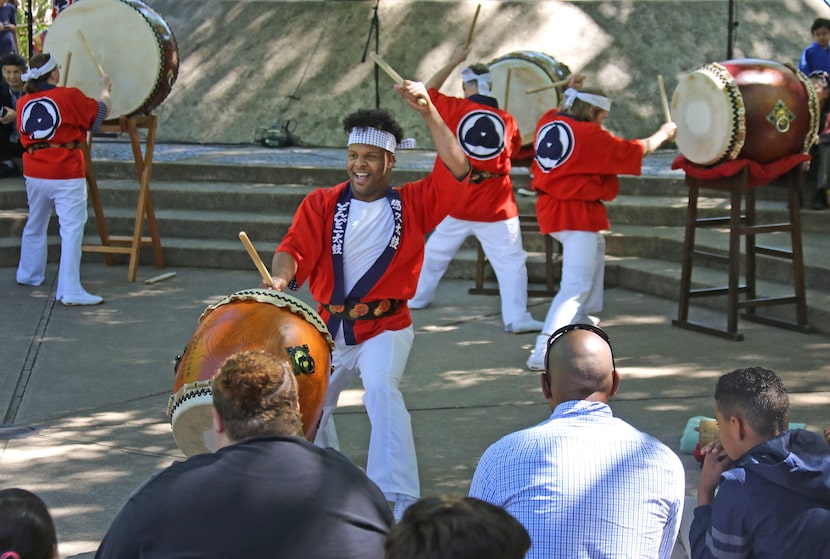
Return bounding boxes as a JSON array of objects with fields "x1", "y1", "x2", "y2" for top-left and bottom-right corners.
[{"x1": 1, "y1": 143, "x2": 828, "y2": 558}]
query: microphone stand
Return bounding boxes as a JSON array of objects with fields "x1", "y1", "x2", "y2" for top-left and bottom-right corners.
[
  {"x1": 26, "y1": 0, "x2": 33, "y2": 57},
  {"x1": 361, "y1": 0, "x2": 381, "y2": 109},
  {"x1": 726, "y1": 0, "x2": 738, "y2": 59}
]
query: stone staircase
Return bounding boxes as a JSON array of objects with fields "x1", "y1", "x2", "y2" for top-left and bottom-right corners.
[{"x1": 2, "y1": 152, "x2": 829, "y2": 336}]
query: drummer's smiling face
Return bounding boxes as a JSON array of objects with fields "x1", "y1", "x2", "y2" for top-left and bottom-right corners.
[{"x1": 346, "y1": 143, "x2": 395, "y2": 202}]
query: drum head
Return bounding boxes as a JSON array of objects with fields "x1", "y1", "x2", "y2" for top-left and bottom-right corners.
[
  {"x1": 43, "y1": 0, "x2": 178, "y2": 117},
  {"x1": 488, "y1": 51, "x2": 570, "y2": 145},
  {"x1": 672, "y1": 65, "x2": 745, "y2": 166}
]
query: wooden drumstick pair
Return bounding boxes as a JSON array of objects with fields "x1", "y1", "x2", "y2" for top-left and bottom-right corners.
[
  {"x1": 526, "y1": 78, "x2": 571, "y2": 95},
  {"x1": 368, "y1": 51, "x2": 428, "y2": 107},
  {"x1": 657, "y1": 75, "x2": 672, "y2": 124},
  {"x1": 77, "y1": 29, "x2": 106, "y2": 77},
  {"x1": 239, "y1": 231, "x2": 275, "y2": 287}
]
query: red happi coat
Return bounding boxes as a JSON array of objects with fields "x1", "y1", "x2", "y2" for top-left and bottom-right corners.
[
  {"x1": 429, "y1": 89, "x2": 521, "y2": 222},
  {"x1": 277, "y1": 161, "x2": 468, "y2": 343},
  {"x1": 531, "y1": 109, "x2": 644, "y2": 234}
]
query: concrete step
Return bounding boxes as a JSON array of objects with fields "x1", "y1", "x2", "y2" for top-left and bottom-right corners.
[{"x1": 608, "y1": 255, "x2": 830, "y2": 337}]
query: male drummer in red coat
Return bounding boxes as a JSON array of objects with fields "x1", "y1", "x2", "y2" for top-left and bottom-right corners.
[
  {"x1": 267, "y1": 80, "x2": 470, "y2": 521},
  {"x1": 409, "y1": 45, "x2": 543, "y2": 334}
]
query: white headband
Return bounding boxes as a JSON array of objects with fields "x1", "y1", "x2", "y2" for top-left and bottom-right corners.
[
  {"x1": 461, "y1": 67, "x2": 491, "y2": 96},
  {"x1": 22, "y1": 55, "x2": 56, "y2": 82},
  {"x1": 348, "y1": 127, "x2": 416, "y2": 153},
  {"x1": 562, "y1": 88, "x2": 612, "y2": 112}
]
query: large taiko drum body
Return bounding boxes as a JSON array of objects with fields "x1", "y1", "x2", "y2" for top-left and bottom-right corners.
[
  {"x1": 167, "y1": 289, "x2": 334, "y2": 457},
  {"x1": 671, "y1": 58, "x2": 819, "y2": 166},
  {"x1": 43, "y1": 0, "x2": 179, "y2": 117},
  {"x1": 487, "y1": 51, "x2": 571, "y2": 147}
]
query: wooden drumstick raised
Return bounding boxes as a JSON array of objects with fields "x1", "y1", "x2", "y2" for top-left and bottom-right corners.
[
  {"x1": 238, "y1": 231, "x2": 274, "y2": 286},
  {"x1": 368, "y1": 51, "x2": 428, "y2": 107},
  {"x1": 464, "y1": 4, "x2": 481, "y2": 49},
  {"x1": 503, "y1": 68, "x2": 512, "y2": 111},
  {"x1": 77, "y1": 29, "x2": 106, "y2": 77},
  {"x1": 60, "y1": 51, "x2": 71, "y2": 87},
  {"x1": 526, "y1": 78, "x2": 571, "y2": 95},
  {"x1": 658, "y1": 75, "x2": 671, "y2": 123}
]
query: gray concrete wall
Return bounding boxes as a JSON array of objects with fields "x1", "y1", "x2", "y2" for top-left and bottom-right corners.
[{"x1": 141, "y1": 0, "x2": 827, "y2": 147}]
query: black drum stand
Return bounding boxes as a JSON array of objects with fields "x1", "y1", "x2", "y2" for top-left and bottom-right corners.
[
  {"x1": 672, "y1": 164, "x2": 811, "y2": 340},
  {"x1": 82, "y1": 114, "x2": 165, "y2": 282}
]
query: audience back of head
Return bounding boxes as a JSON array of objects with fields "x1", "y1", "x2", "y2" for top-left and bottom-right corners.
[
  {"x1": 384, "y1": 495, "x2": 530, "y2": 559},
  {"x1": 715, "y1": 366, "x2": 789, "y2": 439},
  {"x1": 212, "y1": 349, "x2": 303, "y2": 441},
  {"x1": 544, "y1": 324, "x2": 618, "y2": 404},
  {"x1": 0, "y1": 488, "x2": 57, "y2": 559}
]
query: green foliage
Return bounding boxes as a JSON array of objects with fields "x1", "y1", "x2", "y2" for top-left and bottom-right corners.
[{"x1": 15, "y1": 0, "x2": 53, "y2": 61}]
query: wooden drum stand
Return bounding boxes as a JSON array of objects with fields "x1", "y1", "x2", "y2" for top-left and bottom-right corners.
[
  {"x1": 672, "y1": 164, "x2": 811, "y2": 341},
  {"x1": 81, "y1": 114, "x2": 165, "y2": 281}
]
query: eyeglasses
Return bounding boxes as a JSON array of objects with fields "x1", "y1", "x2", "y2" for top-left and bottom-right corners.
[{"x1": 544, "y1": 323, "x2": 616, "y2": 374}]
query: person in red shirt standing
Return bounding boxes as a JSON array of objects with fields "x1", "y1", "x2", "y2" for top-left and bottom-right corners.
[
  {"x1": 268, "y1": 80, "x2": 470, "y2": 521},
  {"x1": 525, "y1": 85, "x2": 676, "y2": 370},
  {"x1": 15, "y1": 52, "x2": 111, "y2": 305},
  {"x1": 409, "y1": 45, "x2": 543, "y2": 334}
]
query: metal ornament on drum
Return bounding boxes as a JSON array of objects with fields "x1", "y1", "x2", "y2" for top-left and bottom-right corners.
[
  {"x1": 671, "y1": 58, "x2": 819, "y2": 166},
  {"x1": 167, "y1": 289, "x2": 334, "y2": 457},
  {"x1": 43, "y1": 0, "x2": 179, "y2": 117},
  {"x1": 488, "y1": 51, "x2": 571, "y2": 146}
]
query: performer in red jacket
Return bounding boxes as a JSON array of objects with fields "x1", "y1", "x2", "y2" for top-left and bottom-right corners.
[
  {"x1": 409, "y1": 45, "x2": 542, "y2": 334},
  {"x1": 526, "y1": 84, "x2": 676, "y2": 370},
  {"x1": 16, "y1": 52, "x2": 111, "y2": 306},
  {"x1": 268, "y1": 80, "x2": 470, "y2": 521}
]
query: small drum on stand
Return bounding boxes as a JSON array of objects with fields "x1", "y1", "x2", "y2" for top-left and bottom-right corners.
[
  {"x1": 671, "y1": 58, "x2": 819, "y2": 166},
  {"x1": 43, "y1": 0, "x2": 179, "y2": 117},
  {"x1": 488, "y1": 51, "x2": 571, "y2": 152},
  {"x1": 167, "y1": 289, "x2": 334, "y2": 457}
]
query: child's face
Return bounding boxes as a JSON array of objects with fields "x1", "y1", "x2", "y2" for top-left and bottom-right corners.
[{"x1": 814, "y1": 26, "x2": 830, "y2": 48}]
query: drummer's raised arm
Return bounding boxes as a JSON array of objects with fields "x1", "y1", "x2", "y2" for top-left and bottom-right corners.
[
  {"x1": 98, "y1": 74, "x2": 112, "y2": 117},
  {"x1": 397, "y1": 80, "x2": 470, "y2": 180},
  {"x1": 425, "y1": 45, "x2": 471, "y2": 91}
]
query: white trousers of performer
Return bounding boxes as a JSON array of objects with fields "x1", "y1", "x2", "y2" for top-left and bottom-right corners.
[
  {"x1": 16, "y1": 177, "x2": 89, "y2": 301},
  {"x1": 541, "y1": 230, "x2": 605, "y2": 334},
  {"x1": 314, "y1": 325, "x2": 419, "y2": 501},
  {"x1": 410, "y1": 216, "x2": 533, "y2": 328}
]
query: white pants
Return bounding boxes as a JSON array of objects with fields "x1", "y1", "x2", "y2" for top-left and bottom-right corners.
[
  {"x1": 410, "y1": 216, "x2": 532, "y2": 327},
  {"x1": 541, "y1": 230, "x2": 605, "y2": 334},
  {"x1": 314, "y1": 326, "x2": 419, "y2": 500},
  {"x1": 16, "y1": 177, "x2": 90, "y2": 301}
]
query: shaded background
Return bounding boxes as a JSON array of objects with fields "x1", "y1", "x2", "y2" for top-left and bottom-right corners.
[{"x1": 132, "y1": 0, "x2": 830, "y2": 147}]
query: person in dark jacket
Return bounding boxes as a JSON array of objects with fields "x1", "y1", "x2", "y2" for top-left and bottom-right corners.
[
  {"x1": 95, "y1": 350, "x2": 394, "y2": 559},
  {"x1": 690, "y1": 366, "x2": 830, "y2": 559}
]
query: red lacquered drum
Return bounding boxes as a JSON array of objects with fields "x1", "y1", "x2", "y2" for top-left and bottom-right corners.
[
  {"x1": 43, "y1": 0, "x2": 179, "y2": 117},
  {"x1": 671, "y1": 58, "x2": 819, "y2": 166},
  {"x1": 488, "y1": 51, "x2": 571, "y2": 147},
  {"x1": 167, "y1": 289, "x2": 334, "y2": 457}
]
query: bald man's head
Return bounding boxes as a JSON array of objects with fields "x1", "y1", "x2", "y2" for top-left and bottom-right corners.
[{"x1": 542, "y1": 326, "x2": 619, "y2": 406}]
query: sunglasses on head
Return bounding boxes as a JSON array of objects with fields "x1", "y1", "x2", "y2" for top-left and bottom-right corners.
[{"x1": 544, "y1": 323, "x2": 617, "y2": 374}]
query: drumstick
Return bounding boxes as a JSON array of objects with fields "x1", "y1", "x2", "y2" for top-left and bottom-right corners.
[
  {"x1": 657, "y1": 75, "x2": 672, "y2": 123},
  {"x1": 464, "y1": 4, "x2": 481, "y2": 49},
  {"x1": 77, "y1": 29, "x2": 105, "y2": 77},
  {"x1": 526, "y1": 78, "x2": 571, "y2": 94},
  {"x1": 368, "y1": 51, "x2": 428, "y2": 107},
  {"x1": 238, "y1": 231, "x2": 275, "y2": 286},
  {"x1": 61, "y1": 51, "x2": 71, "y2": 87},
  {"x1": 144, "y1": 271, "x2": 176, "y2": 284},
  {"x1": 503, "y1": 68, "x2": 512, "y2": 111}
]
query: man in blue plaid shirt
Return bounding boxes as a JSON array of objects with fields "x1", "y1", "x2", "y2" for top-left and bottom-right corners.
[{"x1": 469, "y1": 324, "x2": 685, "y2": 559}]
